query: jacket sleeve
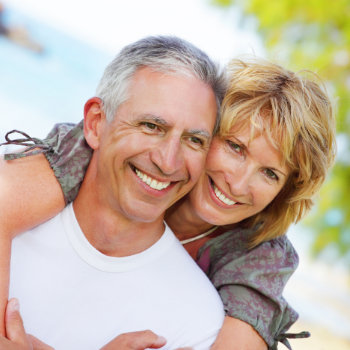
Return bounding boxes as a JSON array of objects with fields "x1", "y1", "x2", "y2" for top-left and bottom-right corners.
[
  {"x1": 197, "y1": 228, "x2": 299, "y2": 349},
  {"x1": 44, "y1": 120, "x2": 92, "y2": 204},
  {"x1": 3, "y1": 120, "x2": 92, "y2": 204}
]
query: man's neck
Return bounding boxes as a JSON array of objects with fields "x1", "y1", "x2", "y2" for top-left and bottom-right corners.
[{"x1": 72, "y1": 166, "x2": 165, "y2": 258}]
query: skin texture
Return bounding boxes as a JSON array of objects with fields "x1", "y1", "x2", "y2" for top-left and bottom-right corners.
[
  {"x1": 100, "y1": 331, "x2": 167, "y2": 350},
  {"x1": 0, "y1": 236, "x2": 10, "y2": 337},
  {"x1": 100, "y1": 331, "x2": 191, "y2": 350},
  {"x1": 211, "y1": 316, "x2": 267, "y2": 350}
]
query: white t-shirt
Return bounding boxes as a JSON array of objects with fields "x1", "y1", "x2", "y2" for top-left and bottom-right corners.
[{"x1": 9, "y1": 204, "x2": 225, "y2": 350}]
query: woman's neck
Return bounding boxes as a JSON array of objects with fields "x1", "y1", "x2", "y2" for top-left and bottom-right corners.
[{"x1": 165, "y1": 196, "x2": 214, "y2": 241}]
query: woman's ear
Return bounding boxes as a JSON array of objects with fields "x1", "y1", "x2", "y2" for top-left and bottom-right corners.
[{"x1": 83, "y1": 97, "x2": 105, "y2": 150}]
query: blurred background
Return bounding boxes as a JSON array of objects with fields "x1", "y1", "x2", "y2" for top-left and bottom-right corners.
[{"x1": 0, "y1": 0, "x2": 349, "y2": 348}]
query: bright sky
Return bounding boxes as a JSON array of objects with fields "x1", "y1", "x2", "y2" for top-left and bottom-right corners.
[{"x1": 8, "y1": 0, "x2": 264, "y2": 64}]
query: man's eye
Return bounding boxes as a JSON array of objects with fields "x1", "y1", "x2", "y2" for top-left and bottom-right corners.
[
  {"x1": 141, "y1": 122, "x2": 158, "y2": 131},
  {"x1": 189, "y1": 136, "x2": 203, "y2": 145},
  {"x1": 264, "y1": 168, "x2": 279, "y2": 181}
]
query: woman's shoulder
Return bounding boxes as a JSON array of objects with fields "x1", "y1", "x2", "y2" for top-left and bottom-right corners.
[{"x1": 198, "y1": 226, "x2": 299, "y2": 275}]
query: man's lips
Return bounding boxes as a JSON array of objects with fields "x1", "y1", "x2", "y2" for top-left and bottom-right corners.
[{"x1": 131, "y1": 165, "x2": 171, "y2": 191}]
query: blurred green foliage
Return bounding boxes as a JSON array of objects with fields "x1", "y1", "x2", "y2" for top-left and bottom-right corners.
[{"x1": 213, "y1": 0, "x2": 350, "y2": 263}]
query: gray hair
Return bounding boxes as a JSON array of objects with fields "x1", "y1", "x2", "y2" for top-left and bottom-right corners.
[{"x1": 95, "y1": 36, "x2": 227, "y2": 133}]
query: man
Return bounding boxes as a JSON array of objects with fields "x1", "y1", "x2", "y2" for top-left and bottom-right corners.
[{"x1": 7, "y1": 36, "x2": 226, "y2": 349}]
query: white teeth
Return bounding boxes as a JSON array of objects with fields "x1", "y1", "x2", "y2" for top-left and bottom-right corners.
[
  {"x1": 213, "y1": 184, "x2": 236, "y2": 206},
  {"x1": 135, "y1": 168, "x2": 170, "y2": 191}
]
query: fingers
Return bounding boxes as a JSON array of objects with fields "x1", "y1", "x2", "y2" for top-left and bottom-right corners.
[
  {"x1": 128, "y1": 330, "x2": 166, "y2": 349},
  {"x1": 27, "y1": 335, "x2": 54, "y2": 350},
  {"x1": 100, "y1": 330, "x2": 167, "y2": 350},
  {"x1": 5, "y1": 298, "x2": 28, "y2": 347}
]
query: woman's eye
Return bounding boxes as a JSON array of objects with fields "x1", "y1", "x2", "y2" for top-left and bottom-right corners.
[
  {"x1": 264, "y1": 168, "x2": 279, "y2": 181},
  {"x1": 226, "y1": 140, "x2": 242, "y2": 154}
]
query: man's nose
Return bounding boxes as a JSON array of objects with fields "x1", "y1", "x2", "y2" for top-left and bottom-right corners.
[{"x1": 150, "y1": 136, "x2": 184, "y2": 176}]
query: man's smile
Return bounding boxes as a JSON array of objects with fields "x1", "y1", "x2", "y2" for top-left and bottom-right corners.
[{"x1": 132, "y1": 165, "x2": 171, "y2": 191}]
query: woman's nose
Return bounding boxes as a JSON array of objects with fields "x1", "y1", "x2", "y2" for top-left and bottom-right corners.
[{"x1": 226, "y1": 162, "x2": 253, "y2": 198}]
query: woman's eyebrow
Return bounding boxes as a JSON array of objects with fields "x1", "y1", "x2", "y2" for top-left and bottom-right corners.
[
  {"x1": 270, "y1": 166, "x2": 288, "y2": 177},
  {"x1": 229, "y1": 134, "x2": 247, "y2": 148}
]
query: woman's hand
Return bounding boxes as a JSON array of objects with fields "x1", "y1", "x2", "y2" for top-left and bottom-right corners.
[
  {"x1": 0, "y1": 298, "x2": 53, "y2": 350},
  {"x1": 100, "y1": 330, "x2": 192, "y2": 350},
  {"x1": 210, "y1": 316, "x2": 267, "y2": 350},
  {"x1": 100, "y1": 330, "x2": 166, "y2": 350}
]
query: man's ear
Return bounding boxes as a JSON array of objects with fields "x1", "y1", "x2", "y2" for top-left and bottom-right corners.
[{"x1": 83, "y1": 97, "x2": 105, "y2": 150}]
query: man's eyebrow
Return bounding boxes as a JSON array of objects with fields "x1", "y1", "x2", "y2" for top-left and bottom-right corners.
[
  {"x1": 186, "y1": 129, "x2": 211, "y2": 139},
  {"x1": 136, "y1": 115, "x2": 212, "y2": 139},
  {"x1": 135, "y1": 115, "x2": 168, "y2": 125}
]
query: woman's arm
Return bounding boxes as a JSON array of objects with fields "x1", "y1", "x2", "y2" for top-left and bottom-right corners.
[
  {"x1": 0, "y1": 154, "x2": 65, "y2": 336},
  {"x1": 0, "y1": 154, "x2": 65, "y2": 237},
  {"x1": 0, "y1": 121, "x2": 92, "y2": 336},
  {"x1": 0, "y1": 234, "x2": 10, "y2": 337},
  {"x1": 197, "y1": 228, "x2": 300, "y2": 349},
  {"x1": 211, "y1": 316, "x2": 267, "y2": 350},
  {"x1": 0, "y1": 121, "x2": 91, "y2": 336}
]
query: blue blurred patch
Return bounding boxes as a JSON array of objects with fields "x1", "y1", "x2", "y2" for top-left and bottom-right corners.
[{"x1": 0, "y1": 7, "x2": 112, "y2": 125}]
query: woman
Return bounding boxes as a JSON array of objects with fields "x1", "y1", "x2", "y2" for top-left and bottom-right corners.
[{"x1": 0, "y1": 58, "x2": 336, "y2": 349}]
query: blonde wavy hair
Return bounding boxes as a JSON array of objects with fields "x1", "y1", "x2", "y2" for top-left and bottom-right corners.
[{"x1": 219, "y1": 58, "x2": 337, "y2": 247}]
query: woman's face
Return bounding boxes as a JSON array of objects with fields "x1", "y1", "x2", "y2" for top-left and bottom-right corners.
[{"x1": 189, "y1": 122, "x2": 290, "y2": 226}]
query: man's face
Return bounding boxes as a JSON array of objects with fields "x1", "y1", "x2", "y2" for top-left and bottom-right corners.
[{"x1": 93, "y1": 67, "x2": 217, "y2": 224}]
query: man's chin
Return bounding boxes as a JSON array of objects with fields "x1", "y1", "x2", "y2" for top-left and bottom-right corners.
[{"x1": 121, "y1": 205, "x2": 166, "y2": 224}]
